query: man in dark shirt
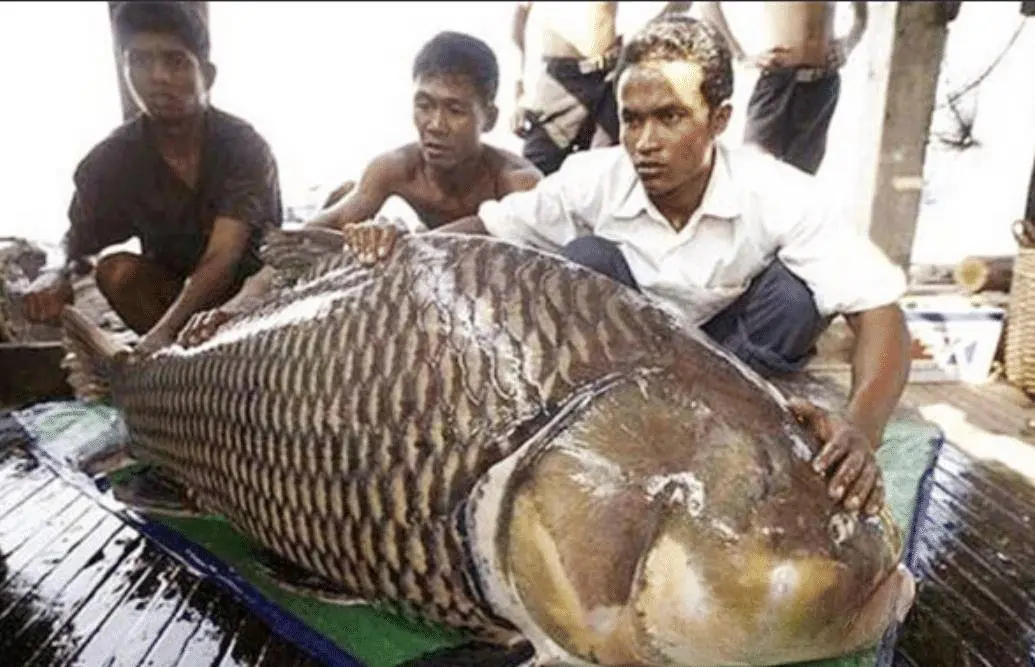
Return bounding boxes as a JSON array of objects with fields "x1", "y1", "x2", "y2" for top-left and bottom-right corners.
[{"x1": 23, "y1": 1, "x2": 281, "y2": 356}]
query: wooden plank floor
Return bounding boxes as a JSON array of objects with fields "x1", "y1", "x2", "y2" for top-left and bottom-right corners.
[
  {"x1": 0, "y1": 448, "x2": 330, "y2": 667},
  {"x1": 892, "y1": 380, "x2": 1035, "y2": 666},
  {"x1": 792, "y1": 374, "x2": 1035, "y2": 667}
]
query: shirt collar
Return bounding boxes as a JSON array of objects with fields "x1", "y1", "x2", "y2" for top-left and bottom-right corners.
[{"x1": 612, "y1": 143, "x2": 741, "y2": 223}]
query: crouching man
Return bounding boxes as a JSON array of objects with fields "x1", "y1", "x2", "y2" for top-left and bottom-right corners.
[{"x1": 22, "y1": 1, "x2": 282, "y2": 356}]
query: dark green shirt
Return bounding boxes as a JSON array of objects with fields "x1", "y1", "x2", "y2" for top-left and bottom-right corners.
[{"x1": 65, "y1": 107, "x2": 282, "y2": 282}]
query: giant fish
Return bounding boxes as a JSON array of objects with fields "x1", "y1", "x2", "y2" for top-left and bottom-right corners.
[{"x1": 59, "y1": 228, "x2": 915, "y2": 666}]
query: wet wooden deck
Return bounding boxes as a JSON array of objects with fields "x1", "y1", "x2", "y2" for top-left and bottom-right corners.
[
  {"x1": 0, "y1": 446, "x2": 326, "y2": 667},
  {"x1": 1, "y1": 375, "x2": 1034, "y2": 666},
  {"x1": 892, "y1": 379, "x2": 1035, "y2": 666}
]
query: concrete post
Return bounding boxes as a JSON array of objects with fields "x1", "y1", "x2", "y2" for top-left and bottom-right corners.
[{"x1": 864, "y1": 1, "x2": 950, "y2": 270}]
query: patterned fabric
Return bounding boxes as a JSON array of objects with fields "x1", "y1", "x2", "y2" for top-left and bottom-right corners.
[{"x1": 65, "y1": 107, "x2": 283, "y2": 282}]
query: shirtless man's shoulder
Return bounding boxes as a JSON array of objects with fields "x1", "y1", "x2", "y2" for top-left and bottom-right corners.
[
  {"x1": 367, "y1": 143, "x2": 423, "y2": 188},
  {"x1": 483, "y1": 144, "x2": 543, "y2": 194}
]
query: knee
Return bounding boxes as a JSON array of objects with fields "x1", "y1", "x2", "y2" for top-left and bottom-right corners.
[
  {"x1": 761, "y1": 262, "x2": 821, "y2": 322},
  {"x1": 562, "y1": 236, "x2": 623, "y2": 269},
  {"x1": 94, "y1": 252, "x2": 141, "y2": 302},
  {"x1": 561, "y1": 236, "x2": 638, "y2": 290}
]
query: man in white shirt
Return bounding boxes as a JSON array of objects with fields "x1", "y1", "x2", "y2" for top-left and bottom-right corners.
[{"x1": 208, "y1": 15, "x2": 910, "y2": 518}]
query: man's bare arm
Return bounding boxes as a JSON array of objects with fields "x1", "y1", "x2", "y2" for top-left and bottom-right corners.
[
  {"x1": 499, "y1": 165, "x2": 543, "y2": 198},
  {"x1": 844, "y1": 1, "x2": 869, "y2": 53},
  {"x1": 699, "y1": 2, "x2": 747, "y2": 60},
  {"x1": 656, "y1": 2, "x2": 694, "y2": 18},
  {"x1": 437, "y1": 215, "x2": 490, "y2": 235},
  {"x1": 843, "y1": 304, "x2": 911, "y2": 447},
  {"x1": 513, "y1": 2, "x2": 531, "y2": 76},
  {"x1": 147, "y1": 217, "x2": 251, "y2": 340},
  {"x1": 511, "y1": 2, "x2": 533, "y2": 135},
  {"x1": 303, "y1": 152, "x2": 402, "y2": 230}
]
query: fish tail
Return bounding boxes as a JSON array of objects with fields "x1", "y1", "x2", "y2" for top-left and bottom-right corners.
[{"x1": 59, "y1": 306, "x2": 130, "y2": 402}]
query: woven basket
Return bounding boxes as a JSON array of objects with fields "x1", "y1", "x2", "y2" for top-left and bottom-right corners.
[{"x1": 1005, "y1": 245, "x2": 1035, "y2": 393}]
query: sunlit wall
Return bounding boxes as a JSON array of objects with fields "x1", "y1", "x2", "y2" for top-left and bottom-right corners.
[{"x1": 0, "y1": 2, "x2": 122, "y2": 256}]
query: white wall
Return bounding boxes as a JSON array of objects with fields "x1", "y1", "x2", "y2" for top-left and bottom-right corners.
[
  {"x1": 911, "y1": 2, "x2": 1035, "y2": 265},
  {"x1": 0, "y1": 2, "x2": 122, "y2": 258}
]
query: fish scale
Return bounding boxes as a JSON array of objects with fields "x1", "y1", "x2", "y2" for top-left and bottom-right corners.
[{"x1": 68, "y1": 233, "x2": 751, "y2": 641}]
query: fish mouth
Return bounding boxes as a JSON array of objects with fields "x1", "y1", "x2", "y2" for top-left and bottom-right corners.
[{"x1": 834, "y1": 563, "x2": 916, "y2": 657}]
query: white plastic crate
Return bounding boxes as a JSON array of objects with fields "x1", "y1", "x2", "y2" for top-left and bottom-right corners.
[{"x1": 901, "y1": 296, "x2": 1006, "y2": 384}]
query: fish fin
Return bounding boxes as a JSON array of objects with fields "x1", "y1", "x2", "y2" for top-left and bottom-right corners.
[
  {"x1": 398, "y1": 640, "x2": 535, "y2": 667},
  {"x1": 110, "y1": 466, "x2": 207, "y2": 518},
  {"x1": 259, "y1": 227, "x2": 345, "y2": 281},
  {"x1": 254, "y1": 548, "x2": 364, "y2": 605},
  {"x1": 59, "y1": 306, "x2": 131, "y2": 403},
  {"x1": 82, "y1": 449, "x2": 138, "y2": 477}
]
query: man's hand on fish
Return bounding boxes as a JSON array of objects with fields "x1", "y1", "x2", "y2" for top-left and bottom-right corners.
[
  {"x1": 177, "y1": 308, "x2": 233, "y2": 348},
  {"x1": 788, "y1": 397, "x2": 885, "y2": 517},
  {"x1": 176, "y1": 294, "x2": 265, "y2": 348},
  {"x1": 135, "y1": 324, "x2": 176, "y2": 358},
  {"x1": 341, "y1": 221, "x2": 406, "y2": 266}
]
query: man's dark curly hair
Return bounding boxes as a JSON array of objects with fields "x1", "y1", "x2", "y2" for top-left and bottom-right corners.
[
  {"x1": 113, "y1": 1, "x2": 210, "y2": 61},
  {"x1": 412, "y1": 32, "x2": 500, "y2": 105},
  {"x1": 615, "y1": 14, "x2": 734, "y2": 112}
]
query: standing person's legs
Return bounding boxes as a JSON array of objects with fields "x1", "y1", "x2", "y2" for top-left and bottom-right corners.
[
  {"x1": 782, "y1": 72, "x2": 841, "y2": 176},
  {"x1": 701, "y1": 261, "x2": 831, "y2": 377},
  {"x1": 521, "y1": 58, "x2": 618, "y2": 175},
  {"x1": 743, "y1": 68, "x2": 841, "y2": 176},
  {"x1": 743, "y1": 69, "x2": 798, "y2": 160},
  {"x1": 587, "y1": 73, "x2": 620, "y2": 149}
]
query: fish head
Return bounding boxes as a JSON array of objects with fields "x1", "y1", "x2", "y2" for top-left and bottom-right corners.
[{"x1": 495, "y1": 369, "x2": 914, "y2": 666}]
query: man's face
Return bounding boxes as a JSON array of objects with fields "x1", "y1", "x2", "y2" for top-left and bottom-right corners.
[
  {"x1": 618, "y1": 59, "x2": 731, "y2": 199},
  {"x1": 413, "y1": 74, "x2": 494, "y2": 169},
  {"x1": 123, "y1": 32, "x2": 212, "y2": 123}
]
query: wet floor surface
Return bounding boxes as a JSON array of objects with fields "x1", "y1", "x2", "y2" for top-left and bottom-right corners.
[
  {"x1": 0, "y1": 450, "x2": 324, "y2": 667},
  {"x1": 894, "y1": 440, "x2": 1035, "y2": 666}
]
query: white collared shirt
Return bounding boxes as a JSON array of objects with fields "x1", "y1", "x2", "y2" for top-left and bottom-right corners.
[{"x1": 477, "y1": 144, "x2": 906, "y2": 326}]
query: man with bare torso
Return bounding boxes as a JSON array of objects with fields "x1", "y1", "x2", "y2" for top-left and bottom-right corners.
[
  {"x1": 701, "y1": 1, "x2": 867, "y2": 175},
  {"x1": 512, "y1": 1, "x2": 693, "y2": 175},
  {"x1": 307, "y1": 30, "x2": 540, "y2": 233},
  {"x1": 175, "y1": 31, "x2": 540, "y2": 339}
]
